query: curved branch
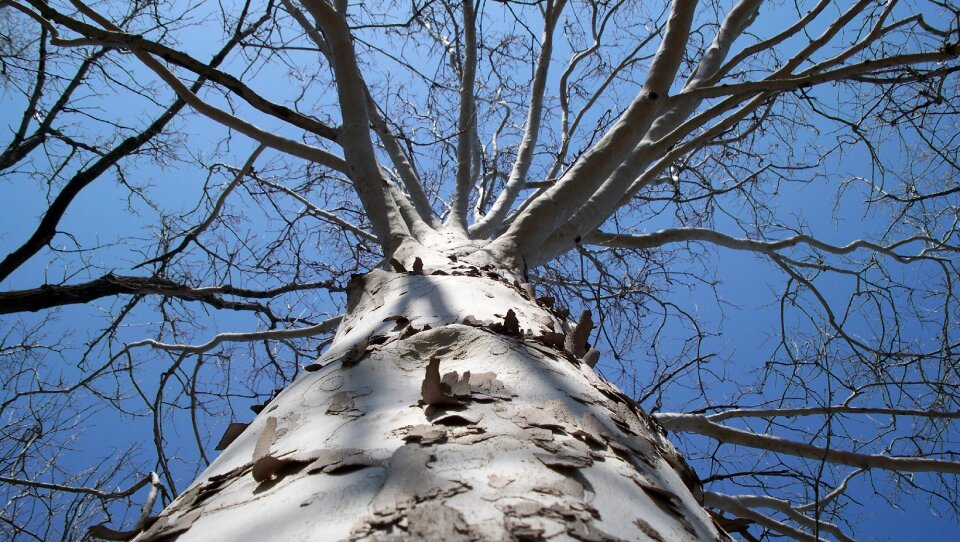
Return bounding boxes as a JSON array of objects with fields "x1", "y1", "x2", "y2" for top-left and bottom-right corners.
[
  {"x1": 138, "y1": 145, "x2": 266, "y2": 269},
  {"x1": 125, "y1": 315, "x2": 343, "y2": 355},
  {"x1": 471, "y1": 0, "x2": 565, "y2": 236},
  {"x1": 0, "y1": 471, "x2": 161, "y2": 500},
  {"x1": 25, "y1": 10, "x2": 340, "y2": 141},
  {"x1": 254, "y1": 177, "x2": 378, "y2": 242},
  {"x1": 585, "y1": 228, "x2": 952, "y2": 263},
  {"x1": 704, "y1": 491, "x2": 854, "y2": 542},
  {"x1": 682, "y1": 50, "x2": 960, "y2": 102},
  {"x1": 28, "y1": 0, "x2": 348, "y2": 171},
  {"x1": 300, "y1": 0, "x2": 411, "y2": 250},
  {"x1": 703, "y1": 492, "x2": 828, "y2": 542},
  {"x1": 656, "y1": 412, "x2": 960, "y2": 474}
]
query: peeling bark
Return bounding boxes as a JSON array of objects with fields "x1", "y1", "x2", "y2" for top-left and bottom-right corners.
[{"x1": 137, "y1": 253, "x2": 727, "y2": 542}]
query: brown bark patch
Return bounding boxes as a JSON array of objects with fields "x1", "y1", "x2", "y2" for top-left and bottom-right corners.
[
  {"x1": 489, "y1": 308, "x2": 521, "y2": 336},
  {"x1": 405, "y1": 503, "x2": 473, "y2": 541},
  {"x1": 430, "y1": 410, "x2": 483, "y2": 426},
  {"x1": 214, "y1": 422, "x2": 249, "y2": 451},
  {"x1": 305, "y1": 448, "x2": 378, "y2": 475},
  {"x1": 535, "y1": 450, "x2": 593, "y2": 470},
  {"x1": 633, "y1": 518, "x2": 668, "y2": 542},
  {"x1": 582, "y1": 348, "x2": 600, "y2": 368},
  {"x1": 421, "y1": 356, "x2": 462, "y2": 406},
  {"x1": 565, "y1": 309, "x2": 593, "y2": 358},
  {"x1": 134, "y1": 510, "x2": 201, "y2": 542},
  {"x1": 400, "y1": 424, "x2": 447, "y2": 445},
  {"x1": 467, "y1": 371, "x2": 510, "y2": 401},
  {"x1": 513, "y1": 400, "x2": 576, "y2": 432},
  {"x1": 326, "y1": 391, "x2": 360, "y2": 416}
]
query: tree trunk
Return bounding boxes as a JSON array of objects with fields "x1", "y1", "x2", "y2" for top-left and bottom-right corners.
[{"x1": 134, "y1": 244, "x2": 728, "y2": 541}]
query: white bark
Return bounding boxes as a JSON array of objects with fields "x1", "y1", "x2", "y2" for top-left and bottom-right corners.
[
  {"x1": 702, "y1": 491, "x2": 855, "y2": 542},
  {"x1": 134, "y1": 248, "x2": 728, "y2": 541},
  {"x1": 301, "y1": 0, "x2": 411, "y2": 251},
  {"x1": 655, "y1": 412, "x2": 960, "y2": 474},
  {"x1": 471, "y1": 0, "x2": 565, "y2": 237},
  {"x1": 449, "y1": 0, "x2": 479, "y2": 232},
  {"x1": 487, "y1": 0, "x2": 699, "y2": 266}
]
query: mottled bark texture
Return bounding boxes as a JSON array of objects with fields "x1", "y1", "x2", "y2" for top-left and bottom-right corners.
[{"x1": 134, "y1": 247, "x2": 727, "y2": 541}]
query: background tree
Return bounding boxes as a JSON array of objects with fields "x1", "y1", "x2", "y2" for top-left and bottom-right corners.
[{"x1": 1, "y1": 0, "x2": 959, "y2": 540}]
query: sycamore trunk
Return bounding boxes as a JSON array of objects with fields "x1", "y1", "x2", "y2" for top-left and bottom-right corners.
[{"x1": 133, "y1": 243, "x2": 728, "y2": 541}]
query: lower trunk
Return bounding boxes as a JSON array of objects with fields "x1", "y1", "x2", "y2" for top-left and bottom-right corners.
[{"x1": 134, "y1": 255, "x2": 728, "y2": 541}]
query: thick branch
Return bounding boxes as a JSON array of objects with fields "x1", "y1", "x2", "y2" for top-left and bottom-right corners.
[
  {"x1": 368, "y1": 103, "x2": 436, "y2": 227},
  {"x1": 448, "y1": 0, "x2": 479, "y2": 232},
  {"x1": 488, "y1": 0, "x2": 697, "y2": 264},
  {"x1": 703, "y1": 492, "x2": 826, "y2": 542},
  {"x1": 527, "y1": 1, "x2": 765, "y2": 265},
  {"x1": 705, "y1": 405, "x2": 960, "y2": 423},
  {"x1": 471, "y1": 0, "x2": 565, "y2": 237},
  {"x1": 0, "y1": 274, "x2": 342, "y2": 315},
  {"x1": 705, "y1": 492, "x2": 854, "y2": 542},
  {"x1": 656, "y1": 413, "x2": 960, "y2": 474},
  {"x1": 281, "y1": 0, "x2": 435, "y2": 227},
  {"x1": 301, "y1": 0, "x2": 411, "y2": 251}
]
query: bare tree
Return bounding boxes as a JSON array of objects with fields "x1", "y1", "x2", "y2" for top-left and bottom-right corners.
[{"x1": 1, "y1": 0, "x2": 959, "y2": 540}]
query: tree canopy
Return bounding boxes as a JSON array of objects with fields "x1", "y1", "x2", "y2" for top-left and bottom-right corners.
[{"x1": 1, "y1": 0, "x2": 959, "y2": 540}]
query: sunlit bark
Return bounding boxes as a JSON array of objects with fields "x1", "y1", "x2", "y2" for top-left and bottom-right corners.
[{"x1": 135, "y1": 246, "x2": 726, "y2": 541}]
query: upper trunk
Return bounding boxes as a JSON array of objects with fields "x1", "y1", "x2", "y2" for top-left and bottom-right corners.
[{"x1": 132, "y1": 241, "x2": 728, "y2": 541}]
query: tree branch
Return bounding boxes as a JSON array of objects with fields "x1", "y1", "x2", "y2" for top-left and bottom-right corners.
[
  {"x1": 300, "y1": 0, "x2": 412, "y2": 251},
  {"x1": 448, "y1": 0, "x2": 478, "y2": 232},
  {"x1": 124, "y1": 315, "x2": 342, "y2": 355},
  {"x1": 489, "y1": 0, "x2": 698, "y2": 265},
  {"x1": 656, "y1": 412, "x2": 960, "y2": 474},
  {"x1": 138, "y1": 145, "x2": 266, "y2": 269},
  {"x1": 703, "y1": 491, "x2": 829, "y2": 542},
  {"x1": 682, "y1": 50, "x2": 960, "y2": 102},
  {"x1": 0, "y1": 5, "x2": 270, "y2": 284},
  {"x1": 28, "y1": 0, "x2": 349, "y2": 171},
  {"x1": 471, "y1": 0, "x2": 565, "y2": 237},
  {"x1": 705, "y1": 405, "x2": 960, "y2": 423},
  {"x1": 24, "y1": 11, "x2": 340, "y2": 141},
  {"x1": 0, "y1": 274, "x2": 342, "y2": 315},
  {"x1": 254, "y1": 177, "x2": 378, "y2": 242},
  {"x1": 584, "y1": 228, "x2": 953, "y2": 263}
]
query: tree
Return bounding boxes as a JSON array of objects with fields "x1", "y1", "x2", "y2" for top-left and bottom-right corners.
[{"x1": 1, "y1": 0, "x2": 958, "y2": 539}]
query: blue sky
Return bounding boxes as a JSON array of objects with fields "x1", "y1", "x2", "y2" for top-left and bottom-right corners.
[{"x1": 1, "y1": 1, "x2": 958, "y2": 540}]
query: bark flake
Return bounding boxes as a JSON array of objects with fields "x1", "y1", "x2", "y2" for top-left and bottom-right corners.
[
  {"x1": 565, "y1": 309, "x2": 594, "y2": 358},
  {"x1": 400, "y1": 424, "x2": 448, "y2": 445},
  {"x1": 326, "y1": 391, "x2": 360, "y2": 416},
  {"x1": 421, "y1": 356, "x2": 463, "y2": 406},
  {"x1": 214, "y1": 422, "x2": 249, "y2": 451}
]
